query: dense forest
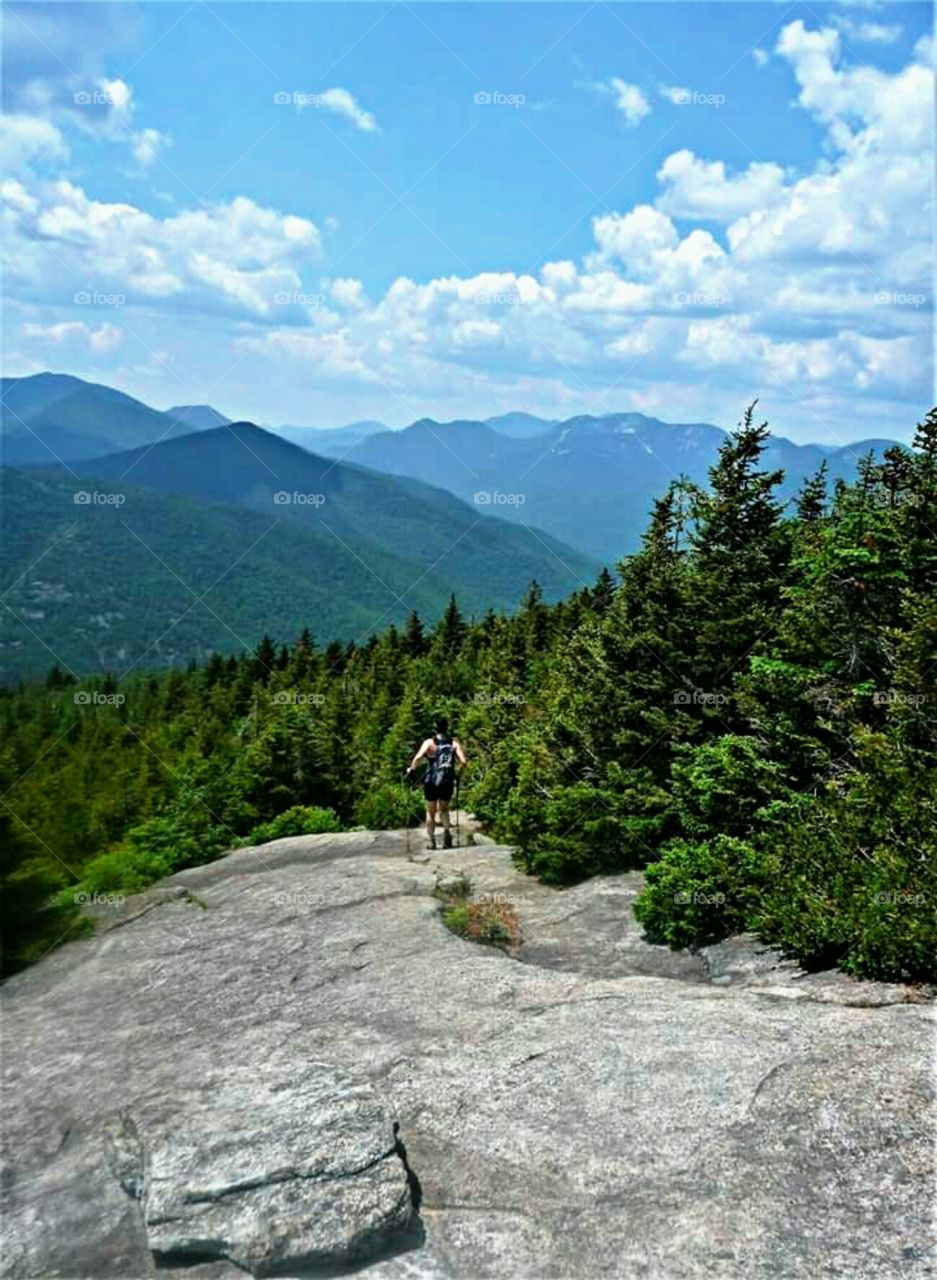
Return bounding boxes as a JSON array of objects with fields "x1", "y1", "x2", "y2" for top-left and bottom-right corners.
[{"x1": 3, "y1": 407, "x2": 935, "y2": 983}]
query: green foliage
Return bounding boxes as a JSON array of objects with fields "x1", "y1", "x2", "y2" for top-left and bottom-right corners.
[
  {"x1": 631, "y1": 411, "x2": 937, "y2": 981},
  {"x1": 245, "y1": 805, "x2": 341, "y2": 844},
  {"x1": 437, "y1": 872, "x2": 520, "y2": 951},
  {"x1": 64, "y1": 808, "x2": 229, "y2": 903},
  {"x1": 440, "y1": 900, "x2": 519, "y2": 949},
  {"x1": 354, "y1": 783, "x2": 424, "y2": 830},
  {"x1": 754, "y1": 734, "x2": 937, "y2": 981},
  {"x1": 634, "y1": 835, "x2": 766, "y2": 949}
]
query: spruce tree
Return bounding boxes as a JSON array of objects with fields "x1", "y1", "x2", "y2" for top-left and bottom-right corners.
[
  {"x1": 796, "y1": 462, "x2": 828, "y2": 524},
  {"x1": 402, "y1": 610, "x2": 426, "y2": 658}
]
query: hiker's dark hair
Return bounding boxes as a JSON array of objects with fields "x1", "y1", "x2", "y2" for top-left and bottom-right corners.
[{"x1": 435, "y1": 715, "x2": 449, "y2": 735}]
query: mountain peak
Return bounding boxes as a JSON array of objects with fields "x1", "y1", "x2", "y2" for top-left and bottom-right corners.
[{"x1": 166, "y1": 404, "x2": 232, "y2": 430}]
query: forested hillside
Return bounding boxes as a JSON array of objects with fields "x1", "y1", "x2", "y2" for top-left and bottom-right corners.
[
  {"x1": 2, "y1": 408, "x2": 934, "y2": 982},
  {"x1": 1, "y1": 426, "x2": 596, "y2": 679}
]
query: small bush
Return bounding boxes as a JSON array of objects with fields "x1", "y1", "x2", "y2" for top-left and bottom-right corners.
[
  {"x1": 634, "y1": 834, "x2": 766, "y2": 949},
  {"x1": 354, "y1": 783, "x2": 424, "y2": 830},
  {"x1": 245, "y1": 805, "x2": 341, "y2": 844},
  {"x1": 61, "y1": 812, "x2": 228, "y2": 905},
  {"x1": 441, "y1": 900, "x2": 522, "y2": 950},
  {"x1": 435, "y1": 873, "x2": 521, "y2": 951}
]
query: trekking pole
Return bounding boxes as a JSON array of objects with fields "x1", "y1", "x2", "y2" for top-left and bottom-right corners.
[
  {"x1": 455, "y1": 772, "x2": 461, "y2": 849},
  {"x1": 403, "y1": 766, "x2": 412, "y2": 859}
]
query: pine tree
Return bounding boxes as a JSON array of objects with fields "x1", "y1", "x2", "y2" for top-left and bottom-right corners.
[
  {"x1": 796, "y1": 461, "x2": 828, "y2": 523},
  {"x1": 402, "y1": 611, "x2": 426, "y2": 658},
  {"x1": 433, "y1": 594, "x2": 467, "y2": 655},
  {"x1": 252, "y1": 635, "x2": 277, "y2": 683},
  {"x1": 898, "y1": 409, "x2": 937, "y2": 593},
  {"x1": 591, "y1": 566, "x2": 616, "y2": 615},
  {"x1": 45, "y1": 664, "x2": 75, "y2": 690},
  {"x1": 690, "y1": 403, "x2": 787, "y2": 702}
]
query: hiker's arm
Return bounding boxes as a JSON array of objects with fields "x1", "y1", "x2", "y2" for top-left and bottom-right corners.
[
  {"x1": 408, "y1": 739, "x2": 431, "y2": 771},
  {"x1": 454, "y1": 740, "x2": 468, "y2": 768}
]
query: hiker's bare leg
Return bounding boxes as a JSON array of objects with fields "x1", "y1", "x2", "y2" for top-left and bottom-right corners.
[
  {"x1": 439, "y1": 801, "x2": 453, "y2": 847},
  {"x1": 425, "y1": 800, "x2": 437, "y2": 842}
]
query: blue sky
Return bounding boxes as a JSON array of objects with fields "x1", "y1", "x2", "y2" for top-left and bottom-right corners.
[{"x1": 2, "y1": 1, "x2": 933, "y2": 441}]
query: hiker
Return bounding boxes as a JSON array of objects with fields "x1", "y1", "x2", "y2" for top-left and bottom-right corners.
[{"x1": 406, "y1": 716, "x2": 467, "y2": 849}]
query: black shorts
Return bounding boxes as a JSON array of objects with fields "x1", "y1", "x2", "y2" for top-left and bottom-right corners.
[{"x1": 424, "y1": 777, "x2": 455, "y2": 803}]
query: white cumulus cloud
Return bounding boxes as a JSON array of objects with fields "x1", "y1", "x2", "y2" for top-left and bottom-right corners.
[
  {"x1": 656, "y1": 151, "x2": 788, "y2": 222},
  {"x1": 23, "y1": 319, "x2": 124, "y2": 355},
  {"x1": 313, "y1": 88, "x2": 378, "y2": 133},
  {"x1": 0, "y1": 115, "x2": 67, "y2": 172},
  {"x1": 608, "y1": 78, "x2": 651, "y2": 126},
  {"x1": 4, "y1": 184, "x2": 321, "y2": 318}
]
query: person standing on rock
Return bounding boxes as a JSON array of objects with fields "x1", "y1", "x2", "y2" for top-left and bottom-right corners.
[{"x1": 406, "y1": 717, "x2": 467, "y2": 850}]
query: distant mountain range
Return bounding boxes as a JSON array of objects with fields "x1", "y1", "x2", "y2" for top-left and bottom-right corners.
[
  {"x1": 336, "y1": 413, "x2": 898, "y2": 560},
  {"x1": 0, "y1": 374, "x2": 220, "y2": 465},
  {"x1": 1, "y1": 423, "x2": 597, "y2": 681},
  {"x1": 275, "y1": 420, "x2": 388, "y2": 454},
  {"x1": 0, "y1": 371, "x2": 905, "y2": 679}
]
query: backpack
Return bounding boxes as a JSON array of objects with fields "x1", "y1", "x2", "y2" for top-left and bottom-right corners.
[{"x1": 426, "y1": 733, "x2": 456, "y2": 786}]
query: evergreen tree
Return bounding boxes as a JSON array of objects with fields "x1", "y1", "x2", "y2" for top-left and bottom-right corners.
[
  {"x1": 796, "y1": 461, "x2": 828, "y2": 523},
  {"x1": 689, "y1": 404, "x2": 788, "y2": 704},
  {"x1": 402, "y1": 611, "x2": 426, "y2": 658},
  {"x1": 433, "y1": 594, "x2": 467, "y2": 655},
  {"x1": 251, "y1": 635, "x2": 277, "y2": 682}
]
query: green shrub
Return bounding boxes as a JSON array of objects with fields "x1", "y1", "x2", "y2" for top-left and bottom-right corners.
[
  {"x1": 753, "y1": 739, "x2": 937, "y2": 982},
  {"x1": 669, "y1": 736, "x2": 785, "y2": 840},
  {"x1": 634, "y1": 834, "x2": 767, "y2": 949},
  {"x1": 503, "y1": 763, "x2": 673, "y2": 884},
  {"x1": 440, "y1": 900, "x2": 521, "y2": 950},
  {"x1": 440, "y1": 903, "x2": 472, "y2": 935},
  {"x1": 354, "y1": 783, "x2": 423, "y2": 830},
  {"x1": 60, "y1": 811, "x2": 229, "y2": 905},
  {"x1": 245, "y1": 805, "x2": 341, "y2": 844}
]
